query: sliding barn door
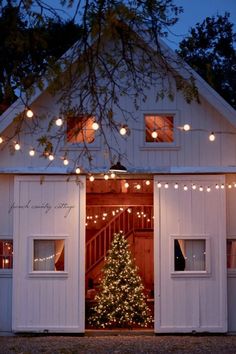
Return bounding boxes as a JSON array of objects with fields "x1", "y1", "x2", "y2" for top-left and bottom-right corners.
[
  {"x1": 13, "y1": 176, "x2": 85, "y2": 333},
  {"x1": 154, "y1": 175, "x2": 227, "y2": 333}
]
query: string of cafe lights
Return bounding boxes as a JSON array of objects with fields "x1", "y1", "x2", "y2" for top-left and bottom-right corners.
[
  {"x1": 155, "y1": 181, "x2": 236, "y2": 192},
  {"x1": 1, "y1": 108, "x2": 236, "y2": 175}
]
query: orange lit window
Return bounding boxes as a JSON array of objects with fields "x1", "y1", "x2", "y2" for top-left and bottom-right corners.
[
  {"x1": 67, "y1": 116, "x2": 95, "y2": 144},
  {"x1": 145, "y1": 115, "x2": 174, "y2": 143},
  {"x1": 0, "y1": 240, "x2": 13, "y2": 269}
]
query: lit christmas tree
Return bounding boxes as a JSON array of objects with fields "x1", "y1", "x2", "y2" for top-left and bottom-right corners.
[{"x1": 89, "y1": 232, "x2": 152, "y2": 328}]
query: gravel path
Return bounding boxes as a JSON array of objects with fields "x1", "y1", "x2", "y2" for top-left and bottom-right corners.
[{"x1": 0, "y1": 334, "x2": 236, "y2": 354}]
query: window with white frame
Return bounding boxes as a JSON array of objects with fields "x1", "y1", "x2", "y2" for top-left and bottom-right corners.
[
  {"x1": 0, "y1": 240, "x2": 13, "y2": 269},
  {"x1": 174, "y1": 239, "x2": 206, "y2": 271},
  {"x1": 33, "y1": 239, "x2": 65, "y2": 271},
  {"x1": 145, "y1": 114, "x2": 174, "y2": 143},
  {"x1": 67, "y1": 115, "x2": 96, "y2": 144},
  {"x1": 227, "y1": 239, "x2": 236, "y2": 269}
]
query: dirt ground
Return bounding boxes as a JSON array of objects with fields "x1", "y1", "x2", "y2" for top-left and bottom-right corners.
[{"x1": 1, "y1": 333, "x2": 236, "y2": 354}]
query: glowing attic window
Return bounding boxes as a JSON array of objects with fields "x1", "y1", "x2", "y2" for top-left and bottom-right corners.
[
  {"x1": 67, "y1": 115, "x2": 96, "y2": 144},
  {"x1": 145, "y1": 114, "x2": 174, "y2": 143}
]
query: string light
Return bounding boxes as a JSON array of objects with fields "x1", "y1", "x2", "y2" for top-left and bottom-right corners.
[
  {"x1": 157, "y1": 182, "x2": 162, "y2": 188},
  {"x1": 14, "y1": 142, "x2": 21, "y2": 151},
  {"x1": 209, "y1": 132, "x2": 216, "y2": 141},
  {"x1": 48, "y1": 153, "x2": 54, "y2": 161},
  {"x1": 151, "y1": 131, "x2": 158, "y2": 139},
  {"x1": 26, "y1": 108, "x2": 34, "y2": 118},
  {"x1": 63, "y1": 157, "x2": 69, "y2": 166},
  {"x1": 192, "y1": 184, "x2": 197, "y2": 190},
  {"x1": 29, "y1": 148, "x2": 35, "y2": 157},
  {"x1": 228, "y1": 184, "x2": 232, "y2": 189},
  {"x1": 215, "y1": 184, "x2": 220, "y2": 189},
  {"x1": 110, "y1": 172, "x2": 116, "y2": 179},
  {"x1": 0, "y1": 137, "x2": 3, "y2": 144},
  {"x1": 55, "y1": 118, "x2": 63, "y2": 126},
  {"x1": 164, "y1": 183, "x2": 169, "y2": 189},
  {"x1": 221, "y1": 184, "x2": 225, "y2": 189},
  {"x1": 145, "y1": 180, "x2": 150, "y2": 185},
  {"x1": 136, "y1": 184, "x2": 141, "y2": 190},
  {"x1": 174, "y1": 183, "x2": 179, "y2": 189},
  {"x1": 183, "y1": 124, "x2": 191, "y2": 131},
  {"x1": 124, "y1": 182, "x2": 129, "y2": 188},
  {"x1": 199, "y1": 186, "x2": 203, "y2": 192},
  {"x1": 92, "y1": 121, "x2": 99, "y2": 130},
  {"x1": 104, "y1": 174, "x2": 109, "y2": 180},
  {"x1": 89, "y1": 175, "x2": 95, "y2": 182},
  {"x1": 75, "y1": 167, "x2": 81, "y2": 174},
  {"x1": 206, "y1": 186, "x2": 211, "y2": 192},
  {"x1": 183, "y1": 185, "x2": 188, "y2": 191},
  {"x1": 119, "y1": 126, "x2": 128, "y2": 136}
]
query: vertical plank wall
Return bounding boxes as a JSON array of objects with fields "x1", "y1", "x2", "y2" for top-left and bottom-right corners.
[
  {"x1": 154, "y1": 175, "x2": 227, "y2": 333},
  {"x1": 12, "y1": 176, "x2": 85, "y2": 333},
  {"x1": 0, "y1": 175, "x2": 14, "y2": 332}
]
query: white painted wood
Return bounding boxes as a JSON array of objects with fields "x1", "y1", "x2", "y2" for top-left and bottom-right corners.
[
  {"x1": 154, "y1": 175, "x2": 227, "y2": 333},
  {"x1": 12, "y1": 176, "x2": 85, "y2": 333}
]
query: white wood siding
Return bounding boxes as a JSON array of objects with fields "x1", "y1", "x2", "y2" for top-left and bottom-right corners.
[
  {"x1": 154, "y1": 175, "x2": 227, "y2": 333},
  {"x1": 12, "y1": 176, "x2": 85, "y2": 333},
  {"x1": 0, "y1": 175, "x2": 14, "y2": 332}
]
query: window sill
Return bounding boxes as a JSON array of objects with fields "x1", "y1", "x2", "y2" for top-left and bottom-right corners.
[
  {"x1": 139, "y1": 145, "x2": 180, "y2": 151},
  {"x1": 0, "y1": 269, "x2": 13, "y2": 277},
  {"x1": 28, "y1": 271, "x2": 68, "y2": 278},
  {"x1": 171, "y1": 271, "x2": 211, "y2": 278}
]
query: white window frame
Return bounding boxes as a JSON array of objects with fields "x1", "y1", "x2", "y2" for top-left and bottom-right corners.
[
  {"x1": 64, "y1": 115, "x2": 101, "y2": 151},
  {"x1": 28, "y1": 235, "x2": 69, "y2": 278},
  {"x1": 141, "y1": 111, "x2": 180, "y2": 150},
  {"x1": 170, "y1": 235, "x2": 211, "y2": 278}
]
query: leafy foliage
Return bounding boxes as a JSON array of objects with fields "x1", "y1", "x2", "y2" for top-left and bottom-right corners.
[
  {"x1": 178, "y1": 13, "x2": 236, "y2": 109},
  {"x1": 89, "y1": 232, "x2": 152, "y2": 328}
]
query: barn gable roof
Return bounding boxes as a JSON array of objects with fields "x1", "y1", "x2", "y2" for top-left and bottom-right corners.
[{"x1": 0, "y1": 38, "x2": 235, "y2": 135}]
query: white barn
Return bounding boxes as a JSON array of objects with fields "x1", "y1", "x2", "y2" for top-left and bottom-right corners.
[{"x1": 0, "y1": 39, "x2": 236, "y2": 334}]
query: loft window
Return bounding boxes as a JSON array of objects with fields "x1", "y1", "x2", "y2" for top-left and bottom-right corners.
[
  {"x1": 174, "y1": 239, "x2": 206, "y2": 271},
  {"x1": 0, "y1": 240, "x2": 13, "y2": 269},
  {"x1": 67, "y1": 115, "x2": 96, "y2": 144},
  {"x1": 145, "y1": 114, "x2": 174, "y2": 143},
  {"x1": 33, "y1": 239, "x2": 65, "y2": 271},
  {"x1": 227, "y1": 239, "x2": 236, "y2": 269}
]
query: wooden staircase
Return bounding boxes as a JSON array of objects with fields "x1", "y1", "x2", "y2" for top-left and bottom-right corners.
[{"x1": 86, "y1": 206, "x2": 153, "y2": 280}]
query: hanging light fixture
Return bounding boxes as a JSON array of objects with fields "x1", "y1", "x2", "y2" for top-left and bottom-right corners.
[{"x1": 109, "y1": 161, "x2": 127, "y2": 173}]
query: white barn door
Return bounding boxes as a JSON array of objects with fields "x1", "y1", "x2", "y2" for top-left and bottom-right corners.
[
  {"x1": 154, "y1": 175, "x2": 227, "y2": 333},
  {"x1": 13, "y1": 176, "x2": 85, "y2": 333}
]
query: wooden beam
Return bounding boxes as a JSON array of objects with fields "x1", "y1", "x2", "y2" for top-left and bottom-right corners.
[{"x1": 86, "y1": 193, "x2": 153, "y2": 206}]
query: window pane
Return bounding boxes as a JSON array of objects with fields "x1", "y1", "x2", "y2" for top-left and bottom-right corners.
[
  {"x1": 0, "y1": 240, "x2": 13, "y2": 269},
  {"x1": 67, "y1": 115, "x2": 95, "y2": 144},
  {"x1": 145, "y1": 115, "x2": 174, "y2": 143},
  {"x1": 227, "y1": 240, "x2": 236, "y2": 269},
  {"x1": 175, "y1": 239, "x2": 206, "y2": 271},
  {"x1": 33, "y1": 240, "x2": 65, "y2": 271}
]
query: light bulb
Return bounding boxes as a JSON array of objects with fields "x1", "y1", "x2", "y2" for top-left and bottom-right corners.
[
  {"x1": 174, "y1": 183, "x2": 179, "y2": 189},
  {"x1": 26, "y1": 109, "x2": 34, "y2": 118},
  {"x1": 157, "y1": 182, "x2": 162, "y2": 188},
  {"x1": 199, "y1": 186, "x2": 203, "y2": 192},
  {"x1": 164, "y1": 183, "x2": 169, "y2": 189},
  {"x1": 183, "y1": 185, "x2": 188, "y2": 191},
  {"x1": 209, "y1": 132, "x2": 215, "y2": 141},
  {"x1": 48, "y1": 154, "x2": 54, "y2": 161},
  {"x1": 119, "y1": 126, "x2": 127, "y2": 136},
  {"x1": 221, "y1": 184, "x2": 225, "y2": 189},
  {"x1": 183, "y1": 124, "x2": 190, "y2": 131},
  {"x1": 215, "y1": 184, "x2": 220, "y2": 189},
  {"x1": 55, "y1": 118, "x2": 63, "y2": 126},
  {"x1": 29, "y1": 148, "x2": 35, "y2": 156},
  {"x1": 136, "y1": 184, "x2": 141, "y2": 189},
  {"x1": 110, "y1": 172, "x2": 116, "y2": 179},
  {"x1": 89, "y1": 175, "x2": 95, "y2": 182},
  {"x1": 151, "y1": 131, "x2": 158, "y2": 139},
  {"x1": 104, "y1": 174, "x2": 109, "y2": 180},
  {"x1": 192, "y1": 184, "x2": 197, "y2": 190},
  {"x1": 14, "y1": 142, "x2": 20, "y2": 151},
  {"x1": 0, "y1": 137, "x2": 3, "y2": 144},
  {"x1": 145, "y1": 180, "x2": 150, "y2": 185},
  {"x1": 92, "y1": 121, "x2": 99, "y2": 130},
  {"x1": 75, "y1": 167, "x2": 81, "y2": 174},
  {"x1": 228, "y1": 184, "x2": 232, "y2": 189},
  {"x1": 63, "y1": 158, "x2": 69, "y2": 166},
  {"x1": 206, "y1": 186, "x2": 211, "y2": 192},
  {"x1": 124, "y1": 182, "x2": 129, "y2": 188}
]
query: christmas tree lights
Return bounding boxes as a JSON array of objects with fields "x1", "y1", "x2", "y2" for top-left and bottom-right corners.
[{"x1": 89, "y1": 232, "x2": 152, "y2": 328}]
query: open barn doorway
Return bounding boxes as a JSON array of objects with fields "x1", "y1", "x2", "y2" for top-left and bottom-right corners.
[{"x1": 85, "y1": 177, "x2": 154, "y2": 329}]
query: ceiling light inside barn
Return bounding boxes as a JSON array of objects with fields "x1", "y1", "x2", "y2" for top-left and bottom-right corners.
[{"x1": 26, "y1": 109, "x2": 34, "y2": 118}]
